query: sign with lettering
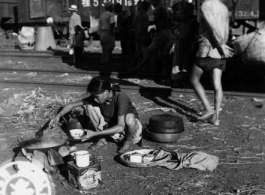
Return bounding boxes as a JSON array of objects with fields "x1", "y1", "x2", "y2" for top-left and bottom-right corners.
[
  {"x1": 81, "y1": 0, "x2": 140, "y2": 7},
  {"x1": 197, "y1": 0, "x2": 261, "y2": 20},
  {"x1": 224, "y1": 0, "x2": 260, "y2": 20}
]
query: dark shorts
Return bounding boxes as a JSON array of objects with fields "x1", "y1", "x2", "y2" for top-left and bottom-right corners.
[{"x1": 194, "y1": 57, "x2": 226, "y2": 71}]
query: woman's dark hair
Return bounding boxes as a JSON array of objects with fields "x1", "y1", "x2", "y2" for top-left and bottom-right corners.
[{"x1": 87, "y1": 76, "x2": 120, "y2": 94}]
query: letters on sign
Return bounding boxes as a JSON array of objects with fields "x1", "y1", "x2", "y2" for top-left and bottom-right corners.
[{"x1": 82, "y1": 0, "x2": 140, "y2": 7}]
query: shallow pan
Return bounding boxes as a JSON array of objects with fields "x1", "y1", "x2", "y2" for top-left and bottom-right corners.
[{"x1": 17, "y1": 135, "x2": 67, "y2": 153}]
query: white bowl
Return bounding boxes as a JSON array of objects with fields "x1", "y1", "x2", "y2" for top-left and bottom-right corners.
[{"x1": 70, "y1": 129, "x2": 84, "y2": 139}]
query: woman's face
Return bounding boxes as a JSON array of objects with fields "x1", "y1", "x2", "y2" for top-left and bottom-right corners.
[{"x1": 92, "y1": 90, "x2": 109, "y2": 104}]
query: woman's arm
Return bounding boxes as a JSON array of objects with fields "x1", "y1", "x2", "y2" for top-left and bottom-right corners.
[
  {"x1": 82, "y1": 115, "x2": 125, "y2": 141},
  {"x1": 57, "y1": 101, "x2": 83, "y2": 118},
  {"x1": 49, "y1": 100, "x2": 84, "y2": 127}
]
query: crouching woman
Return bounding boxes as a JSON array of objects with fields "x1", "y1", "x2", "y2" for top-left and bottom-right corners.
[{"x1": 49, "y1": 76, "x2": 142, "y2": 153}]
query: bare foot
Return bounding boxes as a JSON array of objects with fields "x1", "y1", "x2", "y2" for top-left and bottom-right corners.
[
  {"x1": 208, "y1": 114, "x2": 220, "y2": 126},
  {"x1": 117, "y1": 143, "x2": 133, "y2": 154},
  {"x1": 197, "y1": 109, "x2": 215, "y2": 120},
  {"x1": 89, "y1": 138, "x2": 107, "y2": 150}
]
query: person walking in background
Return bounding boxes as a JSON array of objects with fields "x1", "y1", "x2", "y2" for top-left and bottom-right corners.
[
  {"x1": 69, "y1": 5, "x2": 81, "y2": 46},
  {"x1": 190, "y1": 0, "x2": 233, "y2": 126},
  {"x1": 171, "y1": 2, "x2": 198, "y2": 88},
  {"x1": 98, "y1": 2, "x2": 115, "y2": 72},
  {"x1": 128, "y1": 0, "x2": 171, "y2": 74},
  {"x1": 72, "y1": 25, "x2": 85, "y2": 68},
  {"x1": 115, "y1": 3, "x2": 129, "y2": 56},
  {"x1": 132, "y1": 1, "x2": 150, "y2": 68},
  {"x1": 126, "y1": 5, "x2": 137, "y2": 67}
]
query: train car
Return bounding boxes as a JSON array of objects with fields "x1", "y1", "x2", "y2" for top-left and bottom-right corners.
[
  {"x1": 196, "y1": 0, "x2": 265, "y2": 33},
  {"x1": 16, "y1": 0, "x2": 141, "y2": 25},
  {"x1": 1, "y1": 0, "x2": 264, "y2": 34},
  {"x1": 0, "y1": 0, "x2": 18, "y2": 31}
]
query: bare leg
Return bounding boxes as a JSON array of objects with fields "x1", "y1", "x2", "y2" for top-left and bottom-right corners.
[
  {"x1": 118, "y1": 113, "x2": 139, "y2": 153},
  {"x1": 209, "y1": 68, "x2": 223, "y2": 126},
  {"x1": 190, "y1": 64, "x2": 214, "y2": 119},
  {"x1": 86, "y1": 105, "x2": 107, "y2": 147}
]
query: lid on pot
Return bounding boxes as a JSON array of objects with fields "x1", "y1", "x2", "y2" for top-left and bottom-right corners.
[{"x1": 147, "y1": 114, "x2": 184, "y2": 134}]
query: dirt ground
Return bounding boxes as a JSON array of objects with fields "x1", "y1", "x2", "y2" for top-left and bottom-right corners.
[{"x1": 0, "y1": 56, "x2": 265, "y2": 195}]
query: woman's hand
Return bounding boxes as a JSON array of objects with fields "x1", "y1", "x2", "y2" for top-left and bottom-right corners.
[
  {"x1": 49, "y1": 115, "x2": 60, "y2": 130},
  {"x1": 217, "y1": 44, "x2": 234, "y2": 58},
  {"x1": 81, "y1": 129, "x2": 95, "y2": 142}
]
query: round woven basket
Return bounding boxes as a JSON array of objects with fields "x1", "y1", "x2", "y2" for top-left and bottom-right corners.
[{"x1": 119, "y1": 149, "x2": 171, "y2": 168}]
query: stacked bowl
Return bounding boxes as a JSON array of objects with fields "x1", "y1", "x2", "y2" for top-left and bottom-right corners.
[{"x1": 144, "y1": 114, "x2": 184, "y2": 143}]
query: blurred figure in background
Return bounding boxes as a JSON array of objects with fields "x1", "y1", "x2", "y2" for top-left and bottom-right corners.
[
  {"x1": 72, "y1": 25, "x2": 85, "y2": 68},
  {"x1": 98, "y1": 2, "x2": 115, "y2": 71},
  {"x1": 115, "y1": 3, "x2": 129, "y2": 56},
  {"x1": 129, "y1": 0, "x2": 171, "y2": 75},
  {"x1": 126, "y1": 5, "x2": 137, "y2": 68},
  {"x1": 132, "y1": 1, "x2": 150, "y2": 68},
  {"x1": 69, "y1": 5, "x2": 81, "y2": 46},
  {"x1": 171, "y1": 2, "x2": 198, "y2": 88}
]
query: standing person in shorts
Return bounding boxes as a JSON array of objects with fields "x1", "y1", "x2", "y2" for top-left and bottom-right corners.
[
  {"x1": 190, "y1": 0, "x2": 233, "y2": 126},
  {"x1": 49, "y1": 76, "x2": 142, "y2": 154},
  {"x1": 98, "y1": 1, "x2": 115, "y2": 71}
]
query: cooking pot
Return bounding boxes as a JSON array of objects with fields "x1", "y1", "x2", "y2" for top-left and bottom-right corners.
[
  {"x1": 17, "y1": 135, "x2": 67, "y2": 153},
  {"x1": 143, "y1": 128, "x2": 182, "y2": 143},
  {"x1": 148, "y1": 114, "x2": 184, "y2": 134}
]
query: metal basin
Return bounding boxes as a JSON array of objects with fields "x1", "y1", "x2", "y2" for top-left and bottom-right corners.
[{"x1": 18, "y1": 135, "x2": 67, "y2": 153}]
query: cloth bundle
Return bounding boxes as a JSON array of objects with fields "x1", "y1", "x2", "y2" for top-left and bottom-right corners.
[
  {"x1": 152, "y1": 149, "x2": 219, "y2": 171},
  {"x1": 234, "y1": 22, "x2": 265, "y2": 65}
]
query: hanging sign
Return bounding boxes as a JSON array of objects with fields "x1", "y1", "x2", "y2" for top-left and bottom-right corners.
[{"x1": 81, "y1": 0, "x2": 140, "y2": 7}]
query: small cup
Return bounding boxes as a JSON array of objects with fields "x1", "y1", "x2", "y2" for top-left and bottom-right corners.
[
  {"x1": 74, "y1": 150, "x2": 90, "y2": 167},
  {"x1": 70, "y1": 129, "x2": 84, "y2": 139}
]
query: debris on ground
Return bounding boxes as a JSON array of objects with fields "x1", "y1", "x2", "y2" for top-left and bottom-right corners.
[{"x1": 0, "y1": 88, "x2": 84, "y2": 128}]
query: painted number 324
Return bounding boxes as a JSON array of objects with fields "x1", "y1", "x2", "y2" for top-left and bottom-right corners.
[{"x1": 238, "y1": 11, "x2": 259, "y2": 18}]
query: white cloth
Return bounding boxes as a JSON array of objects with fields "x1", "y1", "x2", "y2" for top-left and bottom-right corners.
[{"x1": 152, "y1": 150, "x2": 219, "y2": 171}]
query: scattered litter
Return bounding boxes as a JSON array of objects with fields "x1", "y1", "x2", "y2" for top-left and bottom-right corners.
[
  {"x1": 0, "y1": 88, "x2": 83, "y2": 128},
  {"x1": 27, "y1": 72, "x2": 37, "y2": 77},
  {"x1": 251, "y1": 98, "x2": 264, "y2": 108},
  {"x1": 160, "y1": 107, "x2": 177, "y2": 113},
  {"x1": 59, "y1": 75, "x2": 92, "y2": 83},
  {"x1": 252, "y1": 98, "x2": 265, "y2": 102},
  {"x1": 58, "y1": 73, "x2": 69, "y2": 77}
]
